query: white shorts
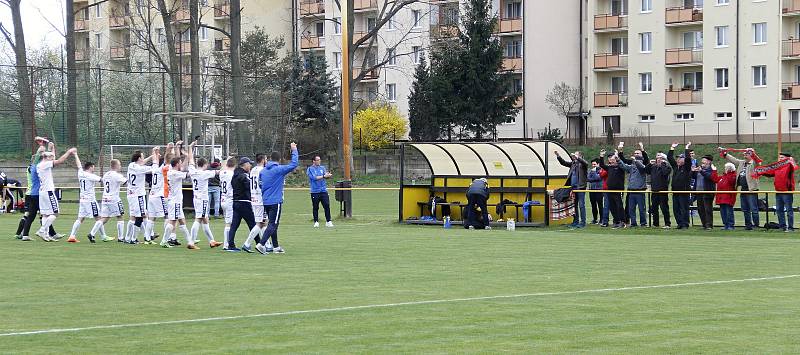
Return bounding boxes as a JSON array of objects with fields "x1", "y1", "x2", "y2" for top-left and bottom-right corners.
[
  {"x1": 127, "y1": 195, "x2": 147, "y2": 217},
  {"x1": 100, "y1": 200, "x2": 125, "y2": 218},
  {"x1": 252, "y1": 202, "x2": 265, "y2": 223},
  {"x1": 167, "y1": 199, "x2": 185, "y2": 221},
  {"x1": 78, "y1": 200, "x2": 100, "y2": 218},
  {"x1": 222, "y1": 199, "x2": 233, "y2": 224},
  {"x1": 193, "y1": 198, "x2": 209, "y2": 218},
  {"x1": 148, "y1": 195, "x2": 167, "y2": 218},
  {"x1": 38, "y1": 191, "x2": 59, "y2": 215}
]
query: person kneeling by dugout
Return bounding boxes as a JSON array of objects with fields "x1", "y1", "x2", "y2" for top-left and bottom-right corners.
[{"x1": 464, "y1": 178, "x2": 491, "y2": 230}]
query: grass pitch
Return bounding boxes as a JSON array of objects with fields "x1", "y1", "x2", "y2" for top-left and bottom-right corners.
[{"x1": 1, "y1": 190, "x2": 799, "y2": 353}]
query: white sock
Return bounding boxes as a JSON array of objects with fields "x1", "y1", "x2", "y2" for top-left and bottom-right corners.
[
  {"x1": 69, "y1": 220, "x2": 81, "y2": 237},
  {"x1": 258, "y1": 225, "x2": 266, "y2": 239},
  {"x1": 90, "y1": 221, "x2": 103, "y2": 236},
  {"x1": 39, "y1": 215, "x2": 56, "y2": 234},
  {"x1": 116, "y1": 221, "x2": 125, "y2": 240},
  {"x1": 99, "y1": 223, "x2": 107, "y2": 237},
  {"x1": 179, "y1": 225, "x2": 192, "y2": 245},
  {"x1": 143, "y1": 220, "x2": 153, "y2": 241},
  {"x1": 202, "y1": 223, "x2": 214, "y2": 242},
  {"x1": 161, "y1": 223, "x2": 174, "y2": 245},
  {"x1": 243, "y1": 225, "x2": 261, "y2": 248},
  {"x1": 223, "y1": 226, "x2": 230, "y2": 248},
  {"x1": 169, "y1": 233, "x2": 176, "y2": 241},
  {"x1": 125, "y1": 221, "x2": 134, "y2": 242},
  {"x1": 191, "y1": 221, "x2": 200, "y2": 244}
]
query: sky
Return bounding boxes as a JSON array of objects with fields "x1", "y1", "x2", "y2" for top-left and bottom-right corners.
[{"x1": 0, "y1": 0, "x2": 65, "y2": 53}]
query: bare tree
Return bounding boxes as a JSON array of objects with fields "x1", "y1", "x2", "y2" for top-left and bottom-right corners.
[
  {"x1": 545, "y1": 82, "x2": 585, "y2": 143},
  {"x1": 0, "y1": 0, "x2": 35, "y2": 152},
  {"x1": 189, "y1": 0, "x2": 200, "y2": 137}
]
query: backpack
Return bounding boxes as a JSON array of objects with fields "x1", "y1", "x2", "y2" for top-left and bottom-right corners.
[
  {"x1": 553, "y1": 187, "x2": 573, "y2": 203},
  {"x1": 764, "y1": 222, "x2": 781, "y2": 230}
]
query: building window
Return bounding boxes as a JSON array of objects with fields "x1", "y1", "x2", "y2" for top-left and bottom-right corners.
[
  {"x1": 753, "y1": 23, "x2": 767, "y2": 44},
  {"x1": 683, "y1": 31, "x2": 703, "y2": 49},
  {"x1": 715, "y1": 112, "x2": 733, "y2": 121},
  {"x1": 639, "y1": 115, "x2": 655, "y2": 122},
  {"x1": 611, "y1": 0, "x2": 627, "y2": 16},
  {"x1": 603, "y1": 116, "x2": 621, "y2": 134},
  {"x1": 641, "y1": 0, "x2": 652, "y2": 12},
  {"x1": 333, "y1": 52, "x2": 341, "y2": 69},
  {"x1": 611, "y1": 37, "x2": 628, "y2": 55},
  {"x1": 315, "y1": 22, "x2": 324, "y2": 37},
  {"x1": 95, "y1": 3, "x2": 102, "y2": 18},
  {"x1": 412, "y1": 46, "x2": 423, "y2": 64},
  {"x1": 334, "y1": 17, "x2": 341, "y2": 34},
  {"x1": 749, "y1": 111, "x2": 767, "y2": 120},
  {"x1": 387, "y1": 16, "x2": 395, "y2": 30},
  {"x1": 791, "y1": 110, "x2": 800, "y2": 129},
  {"x1": 157, "y1": 28, "x2": 165, "y2": 44},
  {"x1": 136, "y1": 61, "x2": 144, "y2": 72},
  {"x1": 136, "y1": 0, "x2": 146, "y2": 15},
  {"x1": 95, "y1": 33, "x2": 102, "y2": 48},
  {"x1": 199, "y1": 26, "x2": 208, "y2": 41},
  {"x1": 753, "y1": 65, "x2": 767, "y2": 87},
  {"x1": 717, "y1": 0, "x2": 729, "y2": 4},
  {"x1": 715, "y1": 26, "x2": 728, "y2": 47},
  {"x1": 505, "y1": 1, "x2": 522, "y2": 18},
  {"x1": 387, "y1": 49, "x2": 396, "y2": 65},
  {"x1": 412, "y1": 10, "x2": 421, "y2": 28},
  {"x1": 682, "y1": 72, "x2": 702, "y2": 90},
  {"x1": 639, "y1": 72, "x2": 652, "y2": 93},
  {"x1": 505, "y1": 40, "x2": 522, "y2": 58},
  {"x1": 367, "y1": 17, "x2": 377, "y2": 32},
  {"x1": 611, "y1": 76, "x2": 627, "y2": 93},
  {"x1": 675, "y1": 113, "x2": 695, "y2": 121},
  {"x1": 387, "y1": 83, "x2": 397, "y2": 102},
  {"x1": 513, "y1": 78, "x2": 522, "y2": 93},
  {"x1": 639, "y1": 32, "x2": 651, "y2": 53},
  {"x1": 715, "y1": 68, "x2": 729, "y2": 89}
]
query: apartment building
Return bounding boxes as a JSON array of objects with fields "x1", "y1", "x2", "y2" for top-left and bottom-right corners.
[{"x1": 589, "y1": 0, "x2": 800, "y2": 144}]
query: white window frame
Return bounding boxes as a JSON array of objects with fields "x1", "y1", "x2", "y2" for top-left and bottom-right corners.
[
  {"x1": 716, "y1": 0, "x2": 729, "y2": 5},
  {"x1": 749, "y1": 111, "x2": 767, "y2": 120},
  {"x1": 639, "y1": 72, "x2": 652, "y2": 93},
  {"x1": 95, "y1": 33, "x2": 102, "y2": 48},
  {"x1": 95, "y1": 3, "x2": 102, "y2": 18},
  {"x1": 674, "y1": 113, "x2": 695, "y2": 121},
  {"x1": 199, "y1": 26, "x2": 208, "y2": 41},
  {"x1": 715, "y1": 26, "x2": 728, "y2": 47},
  {"x1": 639, "y1": 32, "x2": 652, "y2": 53},
  {"x1": 387, "y1": 83, "x2": 397, "y2": 102},
  {"x1": 387, "y1": 49, "x2": 397, "y2": 66},
  {"x1": 639, "y1": 114, "x2": 655, "y2": 122},
  {"x1": 412, "y1": 10, "x2": 421, "y2": 28},
  {"x1": 334, "y1": 17, "x2": 341, "y2": 34},
  {"x1": 333, "y1": 52, "x2": 341, "y2": 69},
  {"x1": 715, "y1": 112, "x2": 733, "y2": 121},
  {"x1": 791, "y1": 109, "x2": 800, "y2": 129},
  {"x1": 157, "y1": 28, "x2": 165, "y2": 44},
  {"x1": 715, "y1": 68, "x2": 729, "y2": 89},
  {"x1": 753, "y1": 65, "x2": 767, "y2": 87},
  {"x1": 412, "y1": 46, "x2": 422, "y2": 64},
  {"x1": 387, "y1": 16, "x2": 395, "y2": 30},
  {"x1": 640, "y1": 0, "x2": 652, "y2": 13},
  {"x1": 753, "y1": 23, "x2": 767, "y2": 45}
]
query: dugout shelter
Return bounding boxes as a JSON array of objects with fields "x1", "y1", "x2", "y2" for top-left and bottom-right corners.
[{"x1": 399, "y1": 141, "x2": 571, "y2": 227}]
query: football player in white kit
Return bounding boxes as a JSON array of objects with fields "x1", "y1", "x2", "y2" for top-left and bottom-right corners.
[
  {"x1": 146, "y1": 146, "x2": 169, "y2": 244},
  {"x1": 248, "y1": 154, "x2": 268, "y2": 243},
  {"x1": 161, "y1": 154, "x2": 195, "y2": 249},
  {"x1": 89, "y1": 159, "x2": 127, "y2": 242},
  {"x1": 187, "y1": 141, "x2": 223, "y2": 248},
  {"x1": 35, "y1": 143, "x2": 77, "y2": 242},
  {"x1": 125, "y1": 149, "x2": 156, "y2": 244},
  {"x1": 68, "y1": 151, "x2": 106, "y2": 243},
  {"x1": 219, "y1": 157, "x2": 236, "y2": 248}
]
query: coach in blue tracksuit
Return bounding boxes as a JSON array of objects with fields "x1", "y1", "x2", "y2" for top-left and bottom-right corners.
[
  {"x1": 256, "y1": 143, "x2": 299, "y2": 255},
  {"x1": 307, "y1": 156, "x2": 333, "y2": 227}
]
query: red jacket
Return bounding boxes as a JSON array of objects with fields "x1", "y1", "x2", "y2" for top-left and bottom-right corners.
[
  {"x1": 773, "y1": 162, "x2": 797, "y2": 192},
  {"x1": 711, "y1": 170, "x2": 737, "y2": 205},
  {"x1": 599, "y1": 168, "x2": 608, "y2": 190}
]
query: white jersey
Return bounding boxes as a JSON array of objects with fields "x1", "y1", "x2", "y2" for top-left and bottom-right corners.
[
  {"x1": 36, "y1": 160, "x2": 55, "y2": 192},
  {"x1": 149, "y1": 164, "x2": 167, "y2": 197},
  {"x1": 167, "y1": 170, "x2": 187, "y2": 202},
  {"x1": 250, "y1": 165, "x2": 263, "y2": 203},
  {"x1": 78, "y1": 169, "x2": 101, "y2": 202},
  {"x1": 189, "y1": 165, "x2": 216, "y2": 200},
  {"x1": 127, "y1": 162, "x2": 151, "y2": 196},
  {"x1": 219, "y1": 169, "x2": 234, "y2": 200},
  {"x1": 102, "y1": 171, "x2": 127, "y2": 202}
]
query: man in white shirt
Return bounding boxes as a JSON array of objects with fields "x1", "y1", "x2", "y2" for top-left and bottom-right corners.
[
  {"x1": 187, "y1": 141, "x2": 223, "y2": 248},
  {"x1": 219, "y1": 157, "x2": 236, "y2": 248},
  {"x1": 161, "y1": 154, "x2": 195, "y2": 249},
  {"x1": 89, "y1": 159, "x2": 127, "y2": 242},
  {"x1": 247, "y1": 154, "x2": 268, "y2": 246},
  {"x1": 35, "y1": 143, "x2": 76, "y2": 242},
  {"x1": 68, "y1": 151, "x2": 105, "y2": 243},
  {"x1": 125, "y1": 149, "x2": 156, "y2": 244},
  {"x1": 146, "y1": 147, "x2": 168, "y2": 244}
]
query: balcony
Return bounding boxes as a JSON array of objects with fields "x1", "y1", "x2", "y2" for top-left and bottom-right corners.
[
  {"x1": 502, "y1": 57, "x2": 523, "y2": 72},
  {"x1": 783, "y1": 83, "x2": 800, "y2": 99},
  {"x1": 353, "y1": 31, "x2": 376, "y2": 46},
  {"x1": 665, "y1": 7, "x2": 702, "y2": 25},
  {"x1": 110, "y1": 46, "x2": 129, "y2": 59},
  {"x1": 173, "y1": 9, "x2": 190, "y2": 23},
  {"x1": 594, "y1": 14, "x2": 627, "y2": 32},
  {"x1": 109, "y1": 16, "x2": 128, "y2": 28},
  {"x1": 783, "y1": 39, "x2": 800, "y2": 59},
  {"x1": 299, "y1": 0, "x2": 324, "y2": 16},
  {"x1": 353, "y1": 0, "x2": 377, "y2": 11},
  {"x1": 354, "y1": 67, "x2": 380, "y2": 81},
  {"x1": 300, "y1": 36, "x2": 325, "y2": 50},
  {"x1": 497, "y1": 17, "x2": 522, "y2": 34},
  {"x1": 214, "y1": 38, "x2": 230, "y2": 52},
  {"x1": 75, "y1": 19, "x2": 87, "y2": 32},
  {"x1": 665, "y1": 89, "x2": 702, "y2": 105},
  {"x1": 784, "y1": 0, "x2": 800, "y2": 15},
  {"x1": 175, "y1": 41, "x2": 191, "y2": 54},
  {"x1": 181, "y1": 74, "x2": 192, "y2": 89},
  {"x1": 665, "y1": 48, "x2": 703, "y2": 66},
  {"x1": 76, "y1": 50, "x2": 87, "y2": 62},
  {"x1": 594, "y1": 92, "x2": 627, "y2": 108},
  {"x1": 431, "y1": 24, "x2": 459, "y2": 38},
  {"x1": 214, "y1": 2, "x2": 230, "y2": 18},
  {"x1": 594, "y1": 53, "x2": 628, "y2": 71}
]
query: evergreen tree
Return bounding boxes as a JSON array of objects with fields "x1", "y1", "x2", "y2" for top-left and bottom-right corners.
[
  {"x1": 292, "y1": 55, "x2": 339, "y2": 130},
  {"x1": 408, "y1": 57, "x2": 439, "y2": 141},
  {"x1": 428, "y1": 42, "x2": 463, "y2": 141}
]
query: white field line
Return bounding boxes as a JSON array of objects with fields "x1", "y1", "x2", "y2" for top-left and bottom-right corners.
[{"x1": 1, "y1": 274, "x2": 797, "y2": 337}]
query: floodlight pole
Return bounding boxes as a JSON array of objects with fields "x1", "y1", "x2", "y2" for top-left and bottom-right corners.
[{"x1": 342, "y1": 0, "x2": 352, "y2": 181}]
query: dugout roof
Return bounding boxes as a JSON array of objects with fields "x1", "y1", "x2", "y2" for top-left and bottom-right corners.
[{"x1": 407, "y1": 142, "x2": 571, "y2": 177}]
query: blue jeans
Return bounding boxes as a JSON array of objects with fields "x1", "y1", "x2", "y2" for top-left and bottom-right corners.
[
  {"x1": 627, "y1": 192, "x2": 646, "y2": 226},
  {"x1": 208, "y1": 186, "x2": 221, "y2": 216},
  {"x1": 740, "y1": 193, "x2": 760, "y2": 229},
  {"x1": 601, "y1": 193, "x2": 609, "y2": 224},
  {"x1": 720, "y1": 204, "x2": 734, "y2": 230},
  {"x1": 775, "y1": 193, "x2": 794, "y2": 230},
  {"x1": 573, "y1": 191, "x2": 586, "y2": 226}
]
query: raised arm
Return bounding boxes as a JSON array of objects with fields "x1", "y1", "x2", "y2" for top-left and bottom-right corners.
[
  {"x1": 74, "y1": 150, "x2": 82, "y2": 169},
  {"x1": 187, "y1": 141, "x2": 196, "y2": 167},
  {"x1": 54, "y1": 148, "x2": 76, "y2": 166}
]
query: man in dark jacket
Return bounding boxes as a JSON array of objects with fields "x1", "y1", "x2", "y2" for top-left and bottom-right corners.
[
  {"x1": 224, "y1": 157, "x2": 259, "y2": 251},
  {"x1": 465, "y1": 178, "x2": 490, "y2": 230},
  {"x1": 693, "y1": 154, "x2": 716, "y2": 230},
  {"x1": 668, "y1": 141, "x2": 693, "y2": 229},
  {"x1": 556, "y1": 150, "x2": 588, "y2": 228},
  {"x1": 618, "y1": 142, "x2": 649, "y2": 227},
  {"x1": 599, "y1": 150, "x2": 626, "y2": 229},
  {"x1": 587, "y1": 160, "x2": 604, "y2": 224},
  {"x1": 646, "y1": 152, "x2": 672, "y2": 228}
]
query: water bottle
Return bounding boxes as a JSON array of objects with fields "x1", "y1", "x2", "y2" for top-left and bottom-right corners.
[
  {"x1": 444, "y1": 216, "x2": 451, "y2": 229},
  {"x1": 506, "y1": 218, "x2": 515, "y2": 231}
]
